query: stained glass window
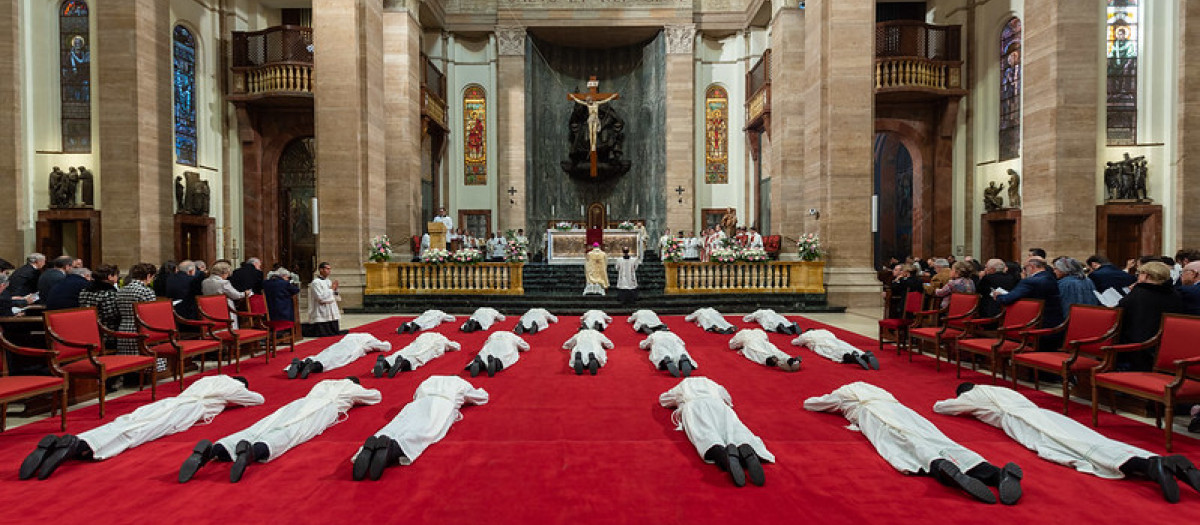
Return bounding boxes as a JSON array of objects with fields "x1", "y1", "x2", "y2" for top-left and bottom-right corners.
[
  {"x1": 59, "y1": 0, "x2": 90, "y2": 153},
  {"x1": 999, "y1": 17, "x2": 1021, "y2": 161},
  {"x1": 704, "y1": 85, "x2": 729, "y2": 184},
  {"x1": 1106, "y1": 0, "x2": 1138, "y2": 145},
  {"x1": 463, "y1": 84, "x2": 487, "y2": 185},
  {"x1": 173, "y1": 25, "x2": 198, "y2": 166}
]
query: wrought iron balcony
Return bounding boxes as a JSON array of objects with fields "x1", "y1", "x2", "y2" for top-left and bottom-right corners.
[
  {"x1": 229, "y1": 25, "x2": 313, "y2": 102},
  {"x1": 875, "y1": 21, "x2": 965, "y2": 100}
]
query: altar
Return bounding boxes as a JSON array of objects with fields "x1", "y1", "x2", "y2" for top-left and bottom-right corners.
[{"x1": 546, "y1": 229, "x2": 644, "y2": 264}]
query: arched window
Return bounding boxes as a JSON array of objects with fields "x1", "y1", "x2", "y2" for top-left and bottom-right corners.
[
  {"x1": 173, "y1": 25, "x2": 198, "y2": 166},
  {"x1": 463, "y1": 84, "x2": 487, "y2": 185},
  {"x1": 998, "y1": 17, "x2": 1021, "y2": 161},
  {"x1": 1106, "y1": 0, "x2": 1138, "y2": 145},
  {"x1": 59, "y1": 0, "x2": 90, "y2": 153},
  {"x1": 704, "y1": 85, "x2": 728, "y2": 184}
]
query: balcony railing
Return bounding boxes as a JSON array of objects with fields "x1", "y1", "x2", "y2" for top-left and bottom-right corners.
[
  {"x1": 745, "y1": 49, "x2": 771, "y2": 129},
  {"x1": 230, "y1": 26, "x2": 313, "y2": 98},
  {"x1": 364, "y1": 262, "x2": 525, "y2": 295},
  {"x1": 663, "y1": 261, "x2": 824, "y2": 295},
  {"x1": 875, "y1": 22, "x2": 964, "y2": 95}
]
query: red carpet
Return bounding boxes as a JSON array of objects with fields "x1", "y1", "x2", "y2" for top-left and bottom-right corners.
[{"x1": 2, "y1": 315, "x2": 1200, "y2": 524}]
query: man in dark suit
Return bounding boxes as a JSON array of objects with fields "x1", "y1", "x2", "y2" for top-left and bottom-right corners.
[
  {"x1": 1179, "y1": 262, "x2": 1200, "y2": 316},
  {"x1": 45, "y1": 268, "x2": 91, "y2": 310},
  {"x1": 7, "y1": 253, "x2": 45, "y2": 297},
  {"x1": 167, "y1": 260, "x2": 199, "y2": 319},
  {"x1": 36, "y1": 256, "x2": 73, "y2": 304},
  {"x1": 1086, "y1": 255, "x2": 1135, "y2": 294},
  {"x1": 977, "y1": 259, "x2": 1020, "y2": 318},
  {"x1": 995, "y1": 258, "x2": 1064, "y2": 331},
  {"x1": 229, "y1": 257, "x2": 264, "y2": 293}
]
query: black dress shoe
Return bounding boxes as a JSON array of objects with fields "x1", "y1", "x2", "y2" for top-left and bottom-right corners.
[
  {"x1": 286, "y1": 358, "x2": 304, "y2": 379},
  {"x1": 388, "y1": 358, "x2": 412, "y2": 378},
  {"x1": 852, "y1": 353, "x2": 871, "y2": 370},
  {"x1": 369, "y1": 437, "x2": 404, "y2": 481},
  {"x1": 679, "y1": 357, "x2": 694, "y2": 378},
  {"x1": 372, "y1": 355, "x2": 390, "y2": 378},
  {"x1": 178, "y1": 439, "x2": 214, "y2": 484},
  {"x1": 765, "y1": 356, "x2": 779, "y2": 367},
  {"x1": 995, "y1": 462, "x2": 1023, "y2": 505},
  {"x1": 738, "y1": 444, "x2": 765, "y2": 487},
  {"x1": 230, "y1": 440, "x2": 257, "y2": 483},
  {"x1": 665, "y1": 359, "x2": 680, "y2": 378},
  {"x1": 1148, "y1": 456, "x2": 1182, "y2": 503},
  {"x1": 931, "y1": 459, "x2": 996, "y2": 504},
  {"x1": 513, "y1": 325, "x2": 524, "y2": 334},
  {"x1": 863, "y1": 352, "x2": 881, "y2": 370},
  {"x1": 300, "y1": 359, "x2": 322, "y2": 379},
  {"x1": 486, "y1": 355, "x2": 498, "y2": 377},
  {"x1": 1165, "y1": 455, "x2": 1200, "y2": 494},
  {"x1": 38, "y1": 435, "x2": 86, "y2": 480},
  {"x1": 19, "y1": 435, "x2": 58, "y2": 481},
  {"x1": 573, "y1": 355, "x2": 584, "y2": 375},
  {"x1": 467, "y1": 357, "x2": 483, "y2": 378},
  {"x1": 587, "y1": 354, "x2": 599, "y2": 375},
  {"x1": 353, "y1": 436, "x2": 382, "y2": 481},
  {"x1": 724, "y1": 444, "x2": 746, "y2": 487}
]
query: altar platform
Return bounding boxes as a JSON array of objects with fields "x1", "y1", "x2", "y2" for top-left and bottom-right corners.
[{"x1": 545, "y1": 228, "x2": 643, "y2": 264}]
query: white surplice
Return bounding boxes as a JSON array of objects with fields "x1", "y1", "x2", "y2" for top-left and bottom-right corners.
[
  {"x1": 411, "y1": 309, "x2": 456, "y2": 330},
  {"x1": 381, "y1": 332, "x2": 461, "y2": 370},
  {"x1": 518, "y1": 308, "x2": 558, "y2": 331},
  {"x1": 628, "y1": 309, "x2": 667, "y2": 332},
  {"x1": 639, "y1": 331, "x2": 697, "y2": 369},
  {"x1": 742, "y1": 309, "x2": 792, "y2": 331},
  {"x1": 352, "y1": 376, "x2": 488, "y2": 465},
  {"x1": 285, "y1": 333, "x2": 391, "y2": 373},
  {"x1": 563, "y1": 329, "x2": 614, "y2": 367},
  {"x1": 475, "y1": 331, "x2": 531, "y2": 369},
  {"x1": 791, "y1": 329, "x2": 867, "y2": 362},
  {"x1": 685, "y1": 307, "x2": 734, "y2": 331},
  {"x1": 659, "y1": 377, "x2": 773, "y2": 462},
  {"x1": 467, "y1": 307, "x2": 506, "y2": 330},
  {"x1": 728, "y1": 329, "x2": 792, "y2": 365},
  {"x1": 581, "y1": 309, "x2": 612, "y2": 330}
]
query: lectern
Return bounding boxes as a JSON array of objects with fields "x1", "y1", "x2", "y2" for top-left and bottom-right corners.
[{"x1": 427, "y1": 221, "x2": 448, "y2": 250}]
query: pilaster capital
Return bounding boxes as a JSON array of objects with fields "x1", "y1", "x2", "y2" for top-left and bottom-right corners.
[
  {"x1": 664, "y1": 24, "x2": 696, "y2": 55},
  {"x1": 496, "y1": 25, "x2": 526, "y2": 56}
]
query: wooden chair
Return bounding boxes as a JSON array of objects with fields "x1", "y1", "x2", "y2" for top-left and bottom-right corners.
[
  {"x1": 0, "y1": 328, "x2": 67, "y2": 432},
  {"x1": 43, "y1": 307, "x2": 157, "y2": 418},
  {"x1": 908, "y1": 293, "x2": 979, "y2": 371},
  {"x1": 1092, "y1": 314, "x2": 1200, "y2": 452},
  {"x1": 247, "y1": 293, "x2": 299, "y2": 356},
  {"x1": 1011, "y1": 304, "x2": 1121, "y2": 414},
  {"x1": 195, "y1": 295, "x2": 270, "y2": 373},
  {"x1": 878, "y1": 291, "x2": 924, "y2": 354},
  {"x1": 134, "y1": 299, "x2": 223, "y2": 391},
  {"x1": 954, "y1": 299, "x2": 1043, "y2": 382}
]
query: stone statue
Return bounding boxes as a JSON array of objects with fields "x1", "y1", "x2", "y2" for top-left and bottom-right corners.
[
  {"x1": 1103, "y1": 153, "x2": 1150, "y2": 201},
  {"x1": 561, "y1": 92, "x2": 631, "y2": 180},
  {"x1": 179, "y1": 171, "x2": 210, "y2": 216},
  {"x1": 77, "y1": 166, "x2": 93, "y2": 207},
  {"x1": 1006, "y1": 169, "x2": 1020, "y2": 208},
  {"x1": 720, "y1": 207, "x2": 737, "y2": 238},
  {"x1": 48, "y1": 167, "x2": 66, "y2": 208},
  {"x1": 175, "y1": 175, "x2": 185, "y2": 211},
  {"x1": 193, "y1": 180, "x2": 210, "y2": 216},
  {"x1": 983, "y1": 182, "x2": 1004, "y2": 212}
]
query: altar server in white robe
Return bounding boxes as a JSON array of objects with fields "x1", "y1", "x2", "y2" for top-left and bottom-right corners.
[
  {"x1": 372, "y1": 332, "x2": 461, "y2": 378},
  {"x1": 580, "y1": 309, "x2": 613, "y2": 331},
  {"x1": 659, "y1": 377, "x2": 773, "y2": 487},
  {"x1": 685, "y1": 307, "x2": 737, "y2": 334},
  {"x1": 179, "y1": 377, "x2": 381, "y2": 483},
  {"x1": 935, "y1": 382, "x2": 1200, "y2": 503},
  {"x1": 729, "y1": 329, "x2": 801, "y2": 372},
  {"x1": 804, "y1": 381, "x2": 1023, "y2": 505},
  {"x1": 287, "y1": 333, "x2": 393, "y2": 380},
  {"x1": 792, "y1": 328, "x2": 881, "y2": 370},
  {"x1": 742, "y1": 309, "x2": 801, "y2": 335},
  {"x1": 19, "y1": 375, "x2": 264, "y2": 481},
  {"x1": 397, "y1": 309, "x2": 456, "y2": 334},
  {"x1": 460, "y1": 306, "x2": 505, "y2": 333},
  {"x1": 465, "y1": 331, "x2": 531, "y2": 377},
  {"x1": 352, "y1": 376, "x2": 489, "y2": 481},
  {"x1": 513, "y1": 307, "x2": 558, "y2": 334},
  {"x1": 639, "y1": 330, "x2": 697, "y2": 378},
  {"x1": 628, "y1": 309, "x2": 669, "y2": 334},
  {"x1": 563, "y1": 329, "x2": 614, "y2": 375}
]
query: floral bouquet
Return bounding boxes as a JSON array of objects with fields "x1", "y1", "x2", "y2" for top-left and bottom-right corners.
[
  {"x1": 505, "y1": 237, "x2": 528, "y2": 263},
  {"x1": 662, "y1": 238, "x2": 684, "y2": 263},
  {"x1": 451, "y1": 248, "x2": 483, "y2": 264},
  {"x1": 368, "y1": 235, "x2": 393, "y2": 263},
  {"x1": 617, "y1": 221, "x2": 635, "y2": 231},
  {"x1": 711, "y1": 247, "x2": 739, "y2": 264},
  {"x1": 420, "y1": 248, "x2": 450, "y2": 264},
  {"x1": 554, "y1": 221, "x2": 576, "y2": 231},
  {"x1": 740, "y1": 248, "x2": 768, "y2": 263},
  {"x1": 797, "y1": 233, "x2": 823, "y2": 261}
]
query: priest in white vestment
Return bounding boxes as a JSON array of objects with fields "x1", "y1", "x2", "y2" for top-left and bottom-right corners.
[
  {"x1": 397, "y1": 309, "x2": 456, "y2": 334},
  {"x1": 729, "y1": 329, "x2": 801, "y2": 371},
  {"x1": 286, "y1": 333, "x2": 392, "y2": 380},
  {"x1": 461, "y1": 306, "x2": 505, "y2": 333},
  {"x1": 304, "y1": 262, "x2": 344, "y2": 337},
  {"x1": 742, "y1": 309, "x2": 800, "y2": 335},
  {"x1": 563, "y1": 329, "x2": 613, "y2": 375},
  {"x1": 628, "y1": 309, "x2": 669, "y2": 334},
  {"x1": 465, "y1": 331, "x2": 531, "y2": 377},
  {"x1": 581, "y1": 309, "x2": 612, "y2": 331},
  {"x1": 792, "y1": 328, "x2": 880, "y2": 370},
  {"x1": 639, "y1": 331, "x2": 697, "y2": 377},
  {"x1": 685, "y1": 307, "x2": 737, "y2": 334},
  {"x1": 659, "y1": 377, "x2": 773, "y2": 487},
  {"x1": 514, "y1": 308, "x2": 558, "y2": 334},
  {"x1": 371, "y1": 332, "x2": 461, "y2": 378}
]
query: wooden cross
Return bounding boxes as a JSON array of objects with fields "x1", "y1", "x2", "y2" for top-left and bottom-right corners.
[{"x1": 567, "y1": 76, "x2": 620, "y2": 177}]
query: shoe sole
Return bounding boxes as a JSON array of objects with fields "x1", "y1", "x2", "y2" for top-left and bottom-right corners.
[
  {"x1": 353, "y1": 437, "x2": 380, "y2": 481},
  {"x1": 997, "y1": 463, "x2": 1023, "y2": 505},
  {"x1": 38, "y1": 435, "x2": 79, "y2": 480},
  {"x1": 372, "y1": 358, "x2": 388, "y2": 379},
  {"x1": 230, "y1": 441, "x2": 253, "y2": 483},
  {"x1": 739, "y1": 444, "x2": 765, "y2": 487},
  {"x1": 468, "y1": 361, "x2": 482, "y2": 378},
  {"x1": 368, "y1": 440, "x2": 394, "y2": 481},
  {"x1": 726, "y1": 445, "x2": 746, "y2": 487},
  {"x1": 286, "y1": 360, "x2": 302, "y2": 379},
  {"x1": 178, "y1": 440, "x2": 213, "y2": 484},
  {"x1": 19, "y1": 435, "x2": 58, "y2": 481}
]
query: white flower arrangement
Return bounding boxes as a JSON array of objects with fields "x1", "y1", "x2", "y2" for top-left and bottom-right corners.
[
  {"x1": 740, "y1": 248, "x2": 768, "y2": 263},
  {"x1": 420, "y1": 248, "x2": 450, "y2": 264},
  {"x1": 504, "y1": 233, "x2": 528, "y2": 263},
  {"x1": 367, "y1": 235, "x2": 393, "y2": 263},
  {"x1": 451, "y1": 248, "x2": 483, "y2": 264},
  {"x1": 662, "y1": 238, "x2": 684, "y2": 263},
  {"x1": 711, "y1": 247, "x2": 739, "y2": 264},
  {"x1": 554, "y1": 221, "x2": 576, "y2": 231},
  {"x1": 617, "y1": 221, "x2": 635, "y2": 230},
  {"x1": 797, "y1": 233, "x2": 823, "y2": 261}
]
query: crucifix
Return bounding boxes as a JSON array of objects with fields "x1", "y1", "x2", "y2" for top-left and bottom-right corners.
[{"x1": 567, "y1": 76, "x2": 619, "y2": 178}]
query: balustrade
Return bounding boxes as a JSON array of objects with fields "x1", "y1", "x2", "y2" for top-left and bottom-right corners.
[
  {"x1": 664, "y1": 261, "x2": 824, "y2": 295},
  {"x1": 365, "y1": 262, "x2": 524, "y2": 295}
]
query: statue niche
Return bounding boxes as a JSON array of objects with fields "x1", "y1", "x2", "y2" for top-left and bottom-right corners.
[
  {"x1": 1104, "y1": 152, "x2": 1149, "y2": 202},
  {"x1": 561, "y1": 97, "x2": 631, "y2": 181},
  {"x1": 175, "y1": 171, "x2": 211, "y2": 216}
]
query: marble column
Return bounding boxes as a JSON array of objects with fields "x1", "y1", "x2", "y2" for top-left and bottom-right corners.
[
  {"x1": 97, "y1": 0, "x2": 173, "y2": 266},
  {"x1": 1021, "y1": 0, "x2": 1102, "y2": 257},
  {"x1": 384, "y1": 2, "x2": 423, "y2": 256},
  {"x1": 0, "y1": 0, "x2": 22, "y2": 257},
  {"x1": 664, "y1": 24, "x2": 695, "y2": 232},
  {"x1": 767, "y1": 5, "x2": 804, "y2": 240},
  {"x1": 803, "y1": 0, "x2": 877, "y2": 307},
  {"x1": 496, "y1": 26, "x2": 526, "y2": 233},
  {"x1": 1177, "y1": 1, "x2": 1200, "y2": 248},
  {"x1": 313, "y1": 0, "x2": 385, "y2": 308}
]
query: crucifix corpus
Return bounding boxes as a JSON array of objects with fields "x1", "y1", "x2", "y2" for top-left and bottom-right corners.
[{"x1": 567, "y1": 76, "x2": 619, "y2": 178}]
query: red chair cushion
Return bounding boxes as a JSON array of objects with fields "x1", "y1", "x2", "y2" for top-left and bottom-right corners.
[
  {"x1": 957, "y1": 339, "x2": 1022, "y2": 355},
  {"x1": 149, "y1": 339, "x2": 221, "y2": 356},
  {"x1": 45, "y1": 309, "x2": 103, "y2": 361},
  {"x1": 62, "y1": 355, "x2": 156, "y2": 376},
  {"x1": 0, "y1": 376, "x2": 64, "y2": 399},
  {"x1": 1013, "y1": 351, "x2": 1100, "y2": 372},
  {"x1": 214, "y1": 329, "x2": 269, "y2": 341},
  {"x1": 1095, "y1": 372, "x2": 1200, "y2": 400},
  {"x1": 878, "y1": 318, "x2": 913, "y2": 330},
  {"x1": 909, "y1": 328, "x2": 943, "y2": 340}
]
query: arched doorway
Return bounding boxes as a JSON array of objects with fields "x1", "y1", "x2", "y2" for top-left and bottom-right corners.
[
  {"x1": 873, "y1": 132, "x2": 914, "y2": 266},
  {"x1": 278, "y1": 137, "x2": 316, "y2": 282}
]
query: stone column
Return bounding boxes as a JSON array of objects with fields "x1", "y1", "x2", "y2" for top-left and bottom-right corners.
[
  {"x1": 767, "y1": 5, "x2": 804, "y2": 240},
  {"x1": 803, "y1": 0, "x2": 877, "y2": 308},
  {"x1": 313, "y1": 0, "x2": 385, "y2": 308},
  {"x1": 496, "y1": 26, "x2": 526, "y2": 233},
  {"x1": 1021, "y1": 0, "x2": 1102, "y2": 257},
  {"x1": 384, "y1": 2, "x2": 423, "y2": 256},
  {"x1": 1178, "y1": 1, "x2": 1200, "y2": 248},
  {"x1": 97, "y1": 0, "x2": 173, "y2": 266},
  {"x1": 664, "y1": 24, "x2": 695, "y2": 232},
  {"x1": 0, "y1": 0, "x2": 23, "y2": 257}
]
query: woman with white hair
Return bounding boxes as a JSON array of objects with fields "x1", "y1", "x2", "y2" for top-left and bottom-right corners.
[
  {"x1": 1052, "y1": 256, "x2": 1098, "y2": 314},
  {"x1": 202, "y1": 261, "x2": 250, "y2": 329}
]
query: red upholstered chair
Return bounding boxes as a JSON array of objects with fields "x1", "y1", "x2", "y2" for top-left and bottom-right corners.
[
  {"x1": 763, "y1": 235, "x2": 782, "y2": 259},
  {"x1": 135, "y1": 299, "x2": 223, "y2": 391},
  {"x1": 878, "y1": 291, "x2": 924, "y2": 354},
  {"x1": 195, "y1": 295, "x2": 271, "y2": 373},
  {"x1": 1011, "y1": 304, "x2": 1121, "y2": 414},
  {"x1": 247, "y1": 293, "x2": 298, "y2": 356},
  {"x1": 43, "y1": 307, "x2": 157, "y2": 418},
  {"x1": 1091, "y1": 314, "x2": 1200, "y2": 452},
  {"x1": 953, "y1": 299, "x2": 1043, "y2": 382},
  {"x1": 907, "y1": 293, "x2": 979, "y2": 371},
  {"x1": 0, "y1": 328, "x2": 67, "y2": 432}
]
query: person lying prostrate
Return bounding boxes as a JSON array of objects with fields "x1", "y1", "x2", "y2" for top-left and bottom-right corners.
[
  {"x1": 640, "y1": 331, "x2": 697, "y2": 378},
  {"x1": 460, "y1": 307, "x2": 505, "y2": 333},
  {"x1": 659, "y1": 377, "x2": 773, "y2": 487},
  {"x1": 729, "y1": 329, "x2": 801, "y2": 372},
  {"x1": 397, "y1": 309, "x2": 456, "y2": 334},
  {"x1": 464, "y1": 331, "x2": 530, "y2": 377}
]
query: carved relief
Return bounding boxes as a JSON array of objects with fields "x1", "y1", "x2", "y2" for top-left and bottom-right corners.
[
  {"x1": 496, "y1": 26, "x2": 526, "y2": 56},
  {"x1": 664, "y1": 24, "x2": 696, "y2": 55}
]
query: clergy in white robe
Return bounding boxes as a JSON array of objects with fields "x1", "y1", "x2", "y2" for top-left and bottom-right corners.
[
  {"x1": 581, "y1": 309, "x2": 613, "y2": 331},
  {"x1": 461, "y1": 306, "x2": 505, "y2": 333},
  {"x1": 934, "y1": 383, "x2": 1200, "y2": 502},
  {"x1": 729, "y1": 329, "x2": 801, "y2": 371},
  {"x1": 180, "y1": 378, "x2": 381, "y2": 483},
  {"x1": 583, "y1": 246, "x2": 609, "y2": 295},
  {"x1": 628, "y1": 309, "x2": 668, "y2": 334},
  {"x1": 19, "y1": 376, "x2": 264, "y2": 481},
  {"x1": 659, "y1": 377, "x2": 773, "y2": 487},
  {"x1": 465, "y1": 331, "x2": 531, "y2": 377},
  {"x1": 563, "y1": 329, "x2": 614, "y2": 375},
  {"x1": 305, "y1": 272, "x2": 343, "y2": 337},
  {"x1": 742, "y1": 309, "x2": 800, "y2": 335},
  {"x1": 514, "y1": 308, "x2": 558, "y2": 334},
  {"x1": 286, "y1": 333, "x2": 392, "y2": 380},
  {"x1": 372, "y1": 332, "x2": 461, "y2": 378},
  {"x1": 639, "y1": 331, "x2": 697, "y2": 377},
  {"x1": 352, "y1": 376, "x2": 489, "y2": 481},
  {"x1": 685, "y1": 307, "x2": 737, "y2": 334},
  {"x1": 792, "y1": 328, "x2": 880, "y2": 370},
  {"x1": 804, "y1": 381, "x2": 1022, "y2": 504},
  {"x1": 398, "y1": 309, "x2": 456, "y2": 334}
]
